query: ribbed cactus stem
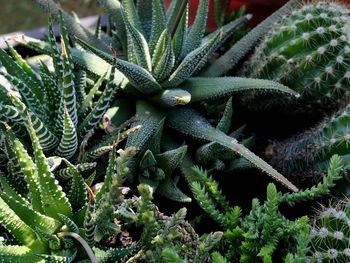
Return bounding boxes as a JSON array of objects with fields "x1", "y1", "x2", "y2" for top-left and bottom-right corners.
[
  {"x1": 311, "y1": 201, "x2": 350, "y2": 262},
  {"x1": 268, "y1": 103, "x2": 350, "y2": 177},
  {"x1": 246, "y1": 1, "x2": 350, "y2": 114}
]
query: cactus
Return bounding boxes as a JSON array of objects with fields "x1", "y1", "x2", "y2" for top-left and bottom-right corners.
[
  {"x1": 245, "y1": 1, "x2": 350, "y2": 115},
  {"x1": 310, "y1": 199, "x2": 350, "y2": 262},
  {"x1": 267, "y1": 103, "x2": 350, "y2": 181}
]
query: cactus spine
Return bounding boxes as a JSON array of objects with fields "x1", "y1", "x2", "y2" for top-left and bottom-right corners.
[
  {"x1": 311, "y1": 200, "x2": 350, "y2": 262},
  {"x1": 268, "y1": 103, "x2": 350, "y2": 179},
  {"x1": 246, "y1": 2, "x2": 350, "y2": 114}
]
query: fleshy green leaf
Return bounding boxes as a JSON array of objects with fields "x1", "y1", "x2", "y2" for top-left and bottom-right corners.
[
  {"x1": 55, "y1": 108, "x2": 78, "y2": 159},
  {"x1": 167, "y1": 107, "x2": 298, "y2": 192},
  {"x1": 162, "y1": 31, "x2": 221, "y2": 88},
  {"x1": 26, "y1": 113, "x2": 73, "y2": 220},
  {"x1": 114, "y1": 58, "x2": 162, "y2": 95},
  {"x1": 181, "y1": 0, "x2": 208, "y2": 56},
  {"x1": 182, "y1": 77, "x2": 299, "y2": 102}
]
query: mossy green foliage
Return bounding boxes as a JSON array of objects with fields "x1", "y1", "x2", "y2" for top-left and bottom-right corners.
[{"x1": 189, "y1": 155, "x2": 344, "y2": 262}]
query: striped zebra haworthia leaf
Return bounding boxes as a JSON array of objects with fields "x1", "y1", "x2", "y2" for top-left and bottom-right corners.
[
  {"x1": 0, "y1": 12, "x2": 126, "y2": 163},
  {"x1": 0, "y1": 117, "x2": 141, "y2": 262}
]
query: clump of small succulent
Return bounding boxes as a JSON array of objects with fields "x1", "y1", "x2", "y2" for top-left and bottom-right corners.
[
  {"x1": 245, "y1": 1, "x2": 350, "y2": 115},
  {"x1": 0, "y1": 13, "x2": 141, "y2": 189},
  {"x1": 0, "y1": 116, "x2": 96, "y2": 262},
  {"x1": 187, "y1": 154, "x2": 344, "y2": 262},
  {"x1": 0, "y1": 114, "x2": 214, "y2": 262},
  {"x1": 310, "y1": 198, "x2": 350, "y2": 262},
  {"x1": 24, "y1": 0, "x2": 301, "y2": 197}
]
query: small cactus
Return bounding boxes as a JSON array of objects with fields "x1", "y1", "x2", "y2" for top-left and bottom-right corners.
[
  {"x1": 246, "y1": 1, "x2": 350, "y2": 114},
  {"x1": 310, "y1": 200, "x2": 350, "y2": 262},
  {"x1": 267, "y1": 103, "x2": 350, "y2": 180}
]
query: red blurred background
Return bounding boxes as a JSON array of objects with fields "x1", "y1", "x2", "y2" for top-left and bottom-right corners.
[{"x1": 164, "y1": 0, "x2": 289, "y2": 30}]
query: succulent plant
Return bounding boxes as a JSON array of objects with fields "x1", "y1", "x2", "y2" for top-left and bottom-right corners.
[
  {"x1": 0, "y1": 114, "x2": 211, "y2": 262},
  {"x1": 0, "y1": 13, "x2": 142, "y2": 189},
  {"x1": 188, "y1": 154, "x2": 344, "y2": 262},
  {"x1": 201, "y1": 0, "x2": 302, "y2": 77},
  {"x1": 24, "y1": 0, "x2": 303, "y2": 197},
  {"x1": 310, "y1": 198, "x2": 350, "y2": 262},
  {"x1": 0, "y1": 116, "x2": 94, "y2": 262},
  {"x1": 244, "y1": 1, "x2": 350, "y2": 115},
  {"x1": 267, "y1": 103, "x2": 350, "y2": 182}
]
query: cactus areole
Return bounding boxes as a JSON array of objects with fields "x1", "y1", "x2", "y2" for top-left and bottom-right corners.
[{"x1": 247, "y1": 2, "x2": 350, "y2": 114}]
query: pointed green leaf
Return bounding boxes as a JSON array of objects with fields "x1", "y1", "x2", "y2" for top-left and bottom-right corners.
[
  {"x1": 6, "y1": 43, "x2": 37, "y2": 80},
  {"x1": 202, "y1": 15, "x2": 249, "y2": 53},
  {"x1": 122, "y1": 0, "x2": 142, "y2": 31},
  {"x1": 26, "y1": 114, "x2": 73, "y2": 220},
  {"x1": 75, "y1": 70, "x2": 87, "y2": 108},
  {"x1": 77, "y1": 66, "x2": 119, "y2": 140},
  {"x1": 56, "y1": 38, "x2": 78, "y2": 131},
  {"x1": 0, "y1": 197, "x2": 38, "y2": 248},
  {"x1": 0, "y1": 174, "x2": 27, "y2": 207},
  {"x1": 75, "y1": 37, "x2": 114, "y2": 65},
  {"x1": 126, "y1": 101, "x2": 165, "y2": 151},
  {"x1": 157, "y1": 175, "x2": 191, "y2": 202},
  {"x1": 167, "y1": 107, "x2": 298, "y2": 192},
  {"x1": 9, "y1": 94, "x2": 59, "y2": 152},
  {"x1": 95, "y1": 147, "x2": 116, "y2": 203},
  {"x1": 148, "y1": 118, "x2": 165, "y2": 154},
  {"x1": 0, "y1": 49, "x2": 44, "y2": 103},
  {"x1": 4, "y1": 124, "x2": 43, "y2": 212},
  {"x1": 122, "y1": 12, "x2": 152, "y2": 71},
  {"x1": 182, "y1": 77, "x2": 299, "y2": 102},
  {"x1": 55, "y1": 108, "x2": 78, "y2": 159},
  {"x1": 217, "y1": 97, "x2": 233, "y2": 133},
  {"x1": 171, "y1": 5, "x2": 188, "y2": 63},
  {"x1": 0, "y1": 181, "x2": 61, "y2": 235},
  {"x1": 78, "y1": 72, "x2": 107, "y2": 118},
  {"x1": 114, "y1": 58, "x2": 162, "y2": 95},
  {"x1": 156, "y1": 145, "x2": 187, "y2": 176},
  {"x1": 153, "y1": 32, "x2": 175, "y2": 82},
  {"x1": 162, "y1": 31, "x2": 221, "y2": 88},
  {"x1": 166, "y1": 0, "x2": 188, "y2": 33},
  {"x1": 38, "y1": 61, "x2": 60, "y2": 124},
  {"x1": 201, "y1": 0, "x2": 302, "y2": 76},
  {"x1": 181, "y1": 0, "x2": 208, "y2": 56},
  {"x1": 63, "y1": 159, "x2": 88, "y2": 212},
  {"x1": 149, "y1": 0, "x2": 166, "y2": 54}
]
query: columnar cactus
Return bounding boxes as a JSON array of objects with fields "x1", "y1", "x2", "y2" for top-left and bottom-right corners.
[
  {"x1": 246, "y1": 1, "x2": 350, "y2": 114},
  {"x1": 267, "y1": 103, "x2": 350, "y2": 180},
  {"x1": 310, "y1": 200, "x2": 350, "y2": 262}
]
